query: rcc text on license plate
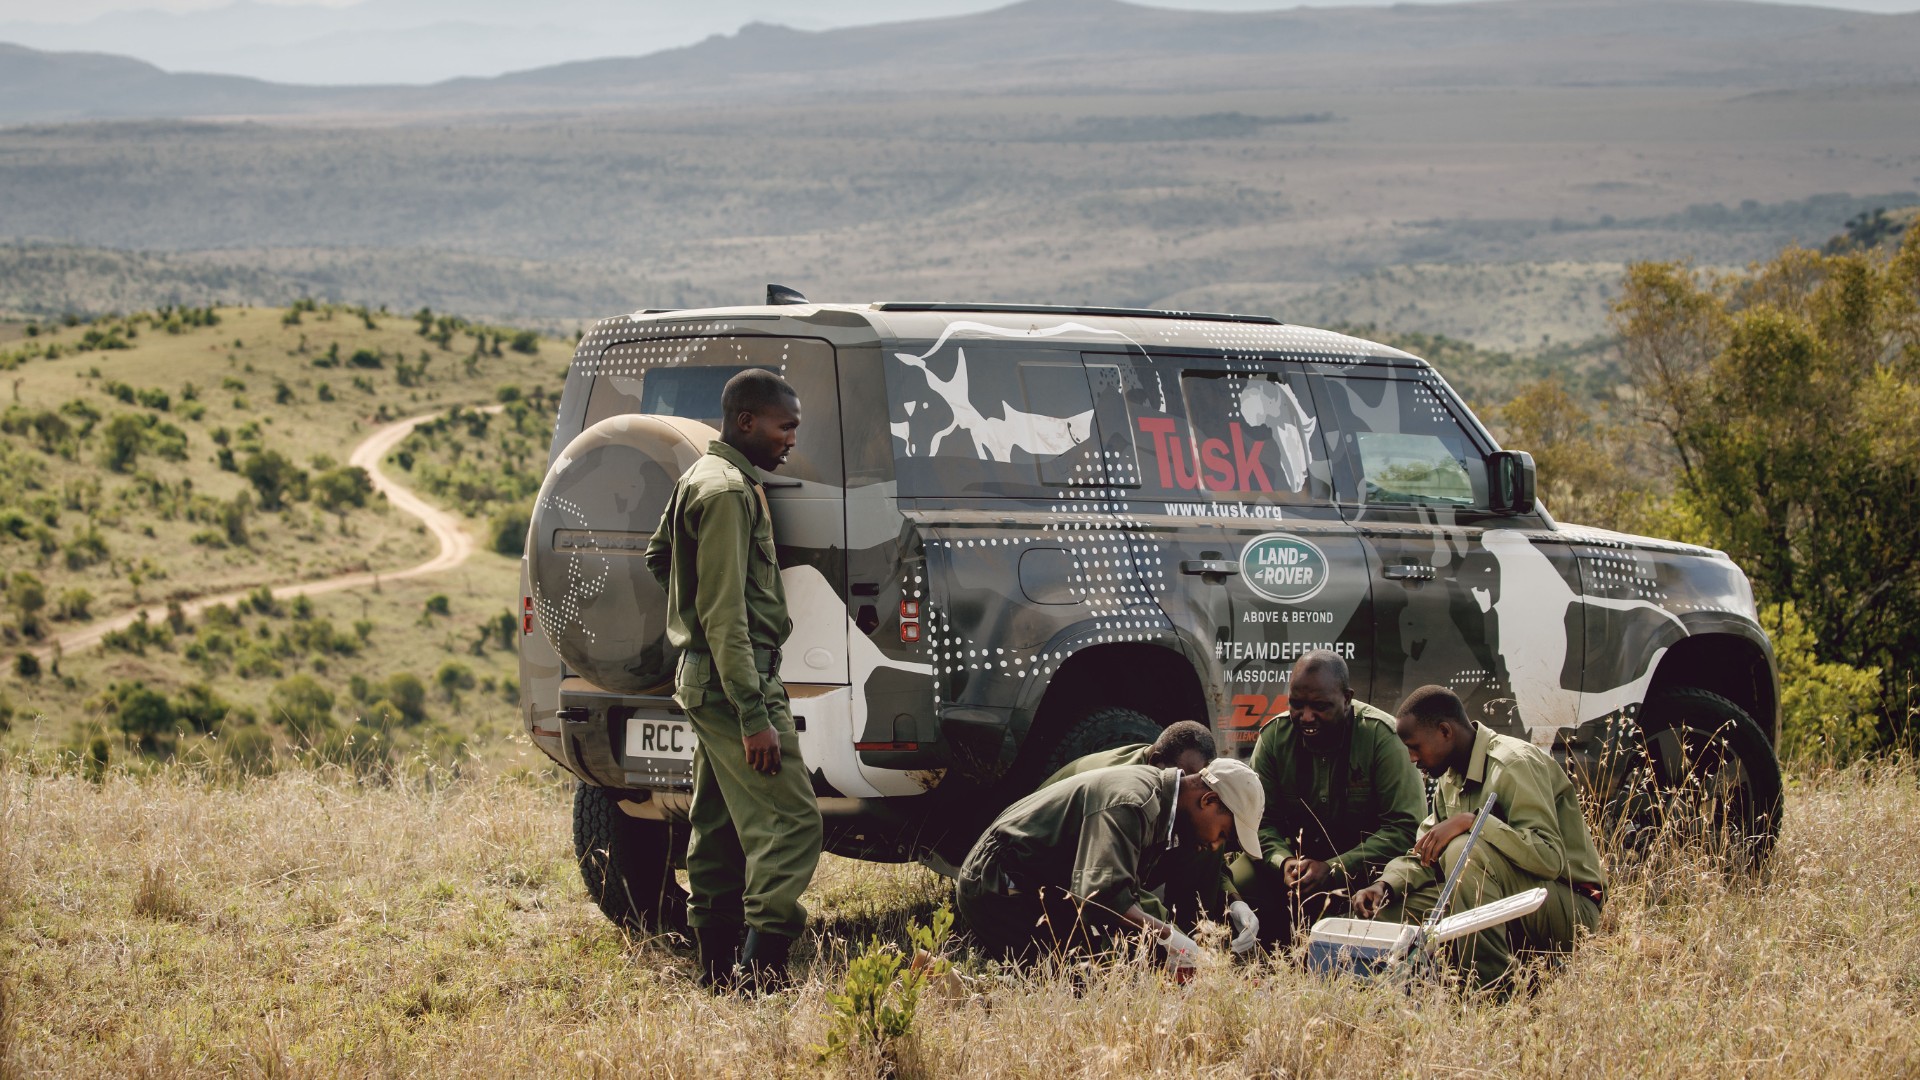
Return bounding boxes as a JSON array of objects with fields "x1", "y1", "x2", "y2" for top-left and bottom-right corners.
[{"x1": 626, "y1": 719, "x2": 695, "y2": 761}]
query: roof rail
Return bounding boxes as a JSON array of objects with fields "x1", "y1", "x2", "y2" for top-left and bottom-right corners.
[{"x1": 872, "y1": 302, "x2": 1282, "y2": 325}]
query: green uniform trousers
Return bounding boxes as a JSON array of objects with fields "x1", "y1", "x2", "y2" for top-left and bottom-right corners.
[
  {"x1": 1381, "y1": 833, "x2": 1600, "y2": 989},
  {"x1": 683, "y1": 678, "x2": 823, "y2": 938}
]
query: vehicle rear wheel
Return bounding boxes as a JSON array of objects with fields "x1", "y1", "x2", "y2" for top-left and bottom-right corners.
[
  {"x1": 573, "y1": 782, "x2": 690, "y2": 934},
  {"x1": 1603, "y1": 688, "x2": 1783, "y2": 865},
  {"x1": 1041, "y1": 706, "x2": 1164, "y2": 778}
]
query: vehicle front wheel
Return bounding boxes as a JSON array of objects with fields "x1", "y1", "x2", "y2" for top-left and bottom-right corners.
[
  {"x1": 573, "y1": 782, "x2": 690, "y2": 934},
  {"x1": 1604, "y1": 688, "x2": 1783, "y2": 865}
]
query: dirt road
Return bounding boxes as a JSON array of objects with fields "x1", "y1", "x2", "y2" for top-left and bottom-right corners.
[{"x1": 32, "y1": 406, "x2": 500, "y2": 660}]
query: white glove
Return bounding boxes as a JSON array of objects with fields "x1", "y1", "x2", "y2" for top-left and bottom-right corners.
[
  {"x1": 1227, "y1": 901, "x2": 1260, "y2": 956},
  {"x1": 1161, "y1": 926, "x2": 1202, "y2": 972}
]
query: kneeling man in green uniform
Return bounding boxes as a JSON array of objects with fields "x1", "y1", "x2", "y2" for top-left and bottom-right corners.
[
  {"x1": 1040, "y1": 721, "x2": 1241, "y2": 937},
  {"x1": 645, "y1": 369, "x2": 822, "y2": 992},
  {"x1": 956, "y1": 758, "x2": 1263, "y2": 966},
  {"x1": 1232, "y1": 650, "x2": 1425, "y2": 947},
  {"x1": 1352, "y1": 685, "x2": 1606, "y2": 990}
]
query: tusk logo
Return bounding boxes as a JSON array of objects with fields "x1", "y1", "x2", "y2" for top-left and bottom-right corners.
[{"x1": 1240, "y1": 533, "x2": 1330, "y2": 604}]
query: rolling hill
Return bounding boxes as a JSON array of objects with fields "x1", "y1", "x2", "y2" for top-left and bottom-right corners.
[{"x1": 3, "y1": 0, "x2": 1920, "y2": 123}]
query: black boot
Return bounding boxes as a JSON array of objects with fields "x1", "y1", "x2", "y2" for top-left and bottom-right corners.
[
  {"x1": 694, "y1": 923, "x2": 744, "y2": 991},
  {"x1": 740, "y1": 929, "x2": 796, "y2": 993}
]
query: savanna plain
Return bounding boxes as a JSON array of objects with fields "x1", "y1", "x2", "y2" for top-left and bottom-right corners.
[
  {"x1": 5, "y1": 40, "x2": 1920, "y2": 1074},
  {"x1": 0, "y1": 269, "x2": 1916, "y2": 1075}
]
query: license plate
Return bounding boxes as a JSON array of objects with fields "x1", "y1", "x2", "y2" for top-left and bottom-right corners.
[{"x1": 625, "y1": 718, "x2": 696, "y2": 761}]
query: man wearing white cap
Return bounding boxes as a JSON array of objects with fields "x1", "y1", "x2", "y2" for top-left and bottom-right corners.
[{"x1": 955, "y1": 757, "x2": 1264, "y2": 966}]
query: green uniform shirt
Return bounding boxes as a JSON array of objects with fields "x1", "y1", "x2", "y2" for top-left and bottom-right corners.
[
  {"x1": 1040, "y1": 743, "x2": 1150, "y2": 789},
  {"x1": 644, "y1": 440, "x2": 792, "y2": 737},
  {"x1": 1380, "y1": 723, "x2": 1607, "y2": 898},
  {"x1": 1249, "y1": 700, "x2": 1425, "y2": 884},
  {"x1": 969, "y1": 764, "x2": 1180, "y2": 916}
]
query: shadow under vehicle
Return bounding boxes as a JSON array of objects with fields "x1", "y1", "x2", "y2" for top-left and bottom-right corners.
[{"x1": 518, "y1": 291, "x2": 1782, "y2": 932}]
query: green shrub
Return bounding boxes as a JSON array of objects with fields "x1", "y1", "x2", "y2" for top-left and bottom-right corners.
[
  {"x1": 100, "y1": 413, "x2": 148, "y2": 472},
  {"x1": 310, "y1": 724, "x2": 392, "y2": 774},
  {"x1": 1766, "y1": 602, "x2": 1885, "y2": 763},
  {"x1": 54, "y1": 588, "x2": 91, "y2": 620},
  {"x1": 489, "y1": 507, "x2": 530, "y2": 556},
  {"x1": 382, "y1": 673, "x2": 428, "y2": 725},
  {"x1": 434, "y1": 661, "x2": 475, "y2": 704},
  {"x1": 423, "y1": 594, "x2": 450, "y2": 617},
  {"x1": 221, "y1": 725, "x2": 276, "y2": 775},
  {"x1": 815, "y1": 907, "x2": 954, "y2": 1066},
  {"x1": 171, "y1": 683, "x2": 236, "y2": 733},
  {"x1": 109, "y1": 683, "x2": 177, "y2": 749},
  {"x1": 269, "y1": 674, "x2": 336, "y2": 740}
]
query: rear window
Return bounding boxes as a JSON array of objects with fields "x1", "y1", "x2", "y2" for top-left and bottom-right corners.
[{"x1": 579, "y1": 335, "x2": 842, "y2": 485}]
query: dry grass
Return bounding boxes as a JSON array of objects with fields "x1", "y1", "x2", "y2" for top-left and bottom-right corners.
[{"x1": 3, "y1": 757, "x2": 1918, "y2": 1078}]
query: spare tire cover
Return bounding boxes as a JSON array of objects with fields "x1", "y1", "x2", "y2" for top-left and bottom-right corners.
[{"x1": 530, "y1": 414, "x2": 719, "y2": 694}]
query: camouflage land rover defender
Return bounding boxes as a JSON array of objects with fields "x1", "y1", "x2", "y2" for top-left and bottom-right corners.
[{"x1": 519, "y1": 295, "x2": 1782, "y2": 932}]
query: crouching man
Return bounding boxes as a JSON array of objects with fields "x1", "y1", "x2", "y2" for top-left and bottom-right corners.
[
  {"x1": 1351, "y1": 686, "x2": 1607, "y2": 990},
  {"x1": 956, "y1": 759, "x2": 1264, "y2": 966},
  {"x1": 1231, "y1": 650, "x2": 1425, "y2": 948},
  {"x1": 1041, "y1": 722, "x2": 1238, "y2": 933}
]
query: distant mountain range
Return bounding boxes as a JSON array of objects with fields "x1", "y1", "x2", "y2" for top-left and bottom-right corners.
[{"x1": 3, "y1": 0, "x2": 1919, "y2": 124}]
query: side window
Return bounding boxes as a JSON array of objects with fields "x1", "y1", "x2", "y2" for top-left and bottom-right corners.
[
  {"x1": 578, "y1": 335, "x2": 842, "y2": 486},
  {"x1": 1115, "y1": 356, "x2": 1331, "y2": 506},
  {"x1": 887, "y1": 343, "x2": 1099, "y2": 498},
  {"x1": 1316, "y1": 374, "x2": 1488, "y2": 508},
  {"x1": 1179, "y1": 368, "x2": 1332, "y2": 503}
]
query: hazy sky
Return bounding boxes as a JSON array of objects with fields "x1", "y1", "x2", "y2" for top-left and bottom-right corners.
[
  {"x1": 6, "y1": 0, "x2": 1916, "y2": 85},
  {"x1": 7, "y1": 0, "x2": 1917, "y2": 23}
]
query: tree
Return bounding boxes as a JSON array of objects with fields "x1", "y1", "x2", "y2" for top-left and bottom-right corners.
[
  {"x1": 112, "y1": 685, "x2": 176, "y2": 750},
  {"x1": 243, "y1": 450, "x2": 308, "y2": 510},
  {"x1": 312, "y1": 466, "x2": 374, "y2": 512},
  {"x1": 100, "y1": 413, "x2": 147, "y2": 472},
  {"x1": 435, "y1": 661, "x2": 475, "y2": 706},
  {"x1": 7, "y1": 572, "x2": 46, "y2": 622},
  {"x1": 1614, "y1": 229, "x2": 1920, "y2": 743}
]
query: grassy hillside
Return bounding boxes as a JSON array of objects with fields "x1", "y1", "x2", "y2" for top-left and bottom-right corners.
[
  {"x1": 0, "y1": 303, "x2": 569, "y2": 766},
  {"x1": 1, "y1": 757, "x2": 1913, "y2": 1077}
]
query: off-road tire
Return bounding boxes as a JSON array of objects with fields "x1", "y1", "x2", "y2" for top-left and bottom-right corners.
[
  {"x1": 573, "y1": 782, "x2": 690, "y2": 934},
  {"x1": 1608, "y1": 687, "x2": 1783, "y2": 865},
  {"x1": 1040, "y1": 706, "x2": 1165, "y2": 778}
]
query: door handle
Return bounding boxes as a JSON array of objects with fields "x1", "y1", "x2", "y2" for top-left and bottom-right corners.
[
  {"x1": 1384, "y1": 564, "x2": 1436, "y2": 581},
  {"x1": 1180, "y1": 559, "x2": 1240, "y2": 577}
]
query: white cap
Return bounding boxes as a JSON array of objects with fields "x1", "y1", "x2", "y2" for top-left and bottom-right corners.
[{"x1": 1198, "y1": 757, "x2": 1264, "y2": 859}]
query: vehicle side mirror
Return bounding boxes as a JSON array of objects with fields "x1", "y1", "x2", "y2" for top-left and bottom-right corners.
[{"x1": 1488, "y1": 450, "x2": 1536, "y2": 515}]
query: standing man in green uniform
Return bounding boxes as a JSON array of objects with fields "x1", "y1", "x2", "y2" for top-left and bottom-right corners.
[
  {"x1": 644, "y1": 368, "x2": 821, "y2": 992},
  {"x1": 956, "y1": 758, "x2": 1264, "y2": 966},
  {"x1": 1232, "y1": 650, "x2": 1425, "y2": 947},
  {"x1": 1352, "y1": 685, "x2": 1606, "y2": 990}
]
